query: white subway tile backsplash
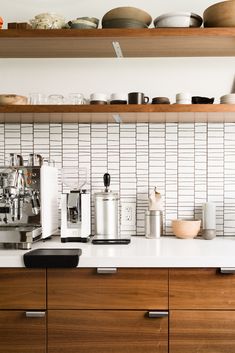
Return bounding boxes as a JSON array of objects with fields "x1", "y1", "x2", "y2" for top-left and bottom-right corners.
[{"x1": 1, "y1": 122, "x2": 235, "y2": 236}]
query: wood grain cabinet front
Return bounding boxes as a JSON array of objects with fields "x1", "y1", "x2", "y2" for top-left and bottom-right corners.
[
  {"x1": 0, "y1": 268, "x2": 46, "y2": 309},
  {"x1": 169, "y1": 268, "x2": 235, "y2": 309},
  {"x1": 0, "y1": 310, "x2": 46, "y2": 353},
  {"x1": 0, "y1": 269, "x2": 47, "y2": 353},
  {"x1": 170, "y1": 310, "x2": 235, "y2": 353},
  {"x1": 47, "y1": 268, "x2": 168, "y2": 310},
  {"x1": 48, "y1": 310, "x2": 168, "y2": 353}
]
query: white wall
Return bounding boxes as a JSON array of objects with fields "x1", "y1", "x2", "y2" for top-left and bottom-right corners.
[{"x1": 0, "y1": 0, "x2": 235, "y2": 103}]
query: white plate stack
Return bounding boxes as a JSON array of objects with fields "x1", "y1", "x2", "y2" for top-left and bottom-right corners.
[{"x1": 220, "y1": 94, "x2": 235, "y2": 104}]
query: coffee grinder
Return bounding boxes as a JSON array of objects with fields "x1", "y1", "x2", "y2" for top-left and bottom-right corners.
[{"x1": 61, "y1": 168, "x2": 90, "y2": 242}]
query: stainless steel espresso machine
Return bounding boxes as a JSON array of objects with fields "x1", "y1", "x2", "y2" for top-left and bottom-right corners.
[
  {"x1": 61, "y1": 168, "x2": 91, "y2": 243},
  {"x1": 0, "y1": 153, "x2": 58, "y2": 249}
]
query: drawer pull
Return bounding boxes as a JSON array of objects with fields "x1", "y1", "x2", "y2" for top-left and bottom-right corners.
[
  {"x1": 25, "y1": 311, "x2": 46, "y2": 318},
  {"x1": 220, "y1": 268, "x2": 235, "y2": 274},
  {"x1": 97, "y1": 267, "x2": 117, "y2": 274},
  {"x1": 148, "y1": 311, "x2": 168, "y2": 318}
]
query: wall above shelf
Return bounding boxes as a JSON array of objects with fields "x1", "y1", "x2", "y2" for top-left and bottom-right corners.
[
  {"x1": 0, "y1": 104, "x2": 235, "y2": 123},
  {"x1": 1, "y1": 28, "x2": 235, "y2": 58}
]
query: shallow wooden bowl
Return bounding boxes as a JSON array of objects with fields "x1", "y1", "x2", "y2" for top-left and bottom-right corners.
[
  {"x1": 102, "y1": 7, "x2": 152, "y2": 26},
  {"x1": 0, "y1": 94, "x2": 28, "y2": 105},
  {"x1": 204, "y1": 0, "x2": 235, "y2": 27}
]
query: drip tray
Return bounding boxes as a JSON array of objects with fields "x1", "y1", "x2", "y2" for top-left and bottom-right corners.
[
  {"x1": 23, "y1": 248, "x2": 82, "y2": 268},
  {"x1": 92, "y1": 236, "x2": 131, "y2": 245}
]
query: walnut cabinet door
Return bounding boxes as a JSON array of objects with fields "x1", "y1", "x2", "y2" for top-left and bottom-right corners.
[
  {"x1": 0, "y1": 310, "x2": 46, "y2": 353},
  {"x1": 48, "y1": 310, "x2": 168, "y2": 353},
  {"x1": 170, "y1": 310, "x2": 235, "y2": 353}
]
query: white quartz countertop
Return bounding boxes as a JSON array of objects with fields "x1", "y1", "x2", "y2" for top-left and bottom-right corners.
[{"x1": 1, "y1": 236, "x2": 235, "y2": 268}]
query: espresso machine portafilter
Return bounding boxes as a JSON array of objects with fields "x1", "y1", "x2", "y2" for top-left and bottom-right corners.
[{"x1": 61, "y1": 168, "x2": 91, "y2": 243}]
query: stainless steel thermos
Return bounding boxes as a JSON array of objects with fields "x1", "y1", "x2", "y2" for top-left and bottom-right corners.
[
  {"x1": 94, "y1": 173, "x2": 119, "y2": 238},
  {"x1": 145, "y1": 210, "x2": 163, "y2": 238}
]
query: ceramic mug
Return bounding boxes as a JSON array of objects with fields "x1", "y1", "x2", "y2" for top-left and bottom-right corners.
[
  {"x1": 128, "y1": 92, "x2": 149, "y2": 104},
  {"x1": 90, "y1": 93, "x2": 108, "y2": 105}
]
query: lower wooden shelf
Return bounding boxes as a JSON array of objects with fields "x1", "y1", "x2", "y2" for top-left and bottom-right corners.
[{"x1": 0, "y1": 104, "x2": 235, "y2": 123}]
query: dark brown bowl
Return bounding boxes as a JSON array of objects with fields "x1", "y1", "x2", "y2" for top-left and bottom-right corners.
[{"x1": 192, "y1": 96, "x2": 214, "y2": 104}]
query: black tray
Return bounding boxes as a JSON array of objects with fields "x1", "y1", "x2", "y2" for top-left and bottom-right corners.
[{"x1": 23, "y1": 248, "x2": 82, "y2": 268}]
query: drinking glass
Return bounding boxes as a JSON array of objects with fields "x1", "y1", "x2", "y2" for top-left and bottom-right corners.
[
  {"x1": 48, "y1": 94, "x2": 65, "y2": 105},
  {"x1": 68, "y1": 93, "x2": 85, "y2": 105},
  {"x1": 29, "y1": 93, "x2": 47, "y2": 105}
]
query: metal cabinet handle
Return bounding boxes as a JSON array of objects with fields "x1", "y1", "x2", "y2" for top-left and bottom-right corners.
[
  {"x1": 220, "y1": 268, "x2": 235, "y2": 274},
  {"x1": 148, "y1": 311, "x2": 168, "y2": 318},
  {"x1": 97, "y1": 267, "x2": 117, "y2": 274},
  {"x1": 25, "y1": 311, "x2": 46, "y2": 318}
]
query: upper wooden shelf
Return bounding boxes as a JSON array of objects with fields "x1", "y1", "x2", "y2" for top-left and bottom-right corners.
[
  {"x1": 1, "y1": 28, "x2": 235, "y2": 58},
  {"x1": 1, "y1": 104, "x2": 235, "y2": 123}
]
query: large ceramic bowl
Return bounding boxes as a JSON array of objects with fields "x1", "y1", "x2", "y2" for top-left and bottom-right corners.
[
  {"x1": 154, "y1": 12, "x2": 203, "y2": 28},
  {"x1": 172, "y1": 219, "x2": 201, "y2": 239},
  {"x1": 102, "y1": 19, "x2": 148, "y2": 28},
  {"x1": 102, "y1": 7, "x2": 152, "y2": 26},
  {"x1": 204, "y1": 0, "x2": 235, "y2": 27}
]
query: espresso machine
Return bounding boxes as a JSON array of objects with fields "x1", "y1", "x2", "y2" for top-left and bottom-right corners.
[
  {"x1": 0, "y1": 153, "x2": 58, "y2": 249},
  {"x1": 61, "y1": 168, "x2": 91, "y2": 243}
]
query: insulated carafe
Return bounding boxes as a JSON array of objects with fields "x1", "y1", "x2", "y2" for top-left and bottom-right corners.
[{"x1": 94, "y1": 173, "x2": 119, "y2": 238}]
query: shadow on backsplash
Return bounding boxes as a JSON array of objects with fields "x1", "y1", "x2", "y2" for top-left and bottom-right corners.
[{"x1": 1, "y1": 122, "x2": 234, "y2": 237}]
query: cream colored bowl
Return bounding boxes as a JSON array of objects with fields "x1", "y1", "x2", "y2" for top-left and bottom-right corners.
[
  {"x1": 172, "y1": 219, "x2": 201, "y2": 239},
  {"x1": 204, "y1": 0, "x2": 235, "y2": 27}
]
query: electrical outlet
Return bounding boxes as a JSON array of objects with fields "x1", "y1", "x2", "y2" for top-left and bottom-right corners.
[{"x1": 122, "y1": 203, "x2": 136, "y2": 227}]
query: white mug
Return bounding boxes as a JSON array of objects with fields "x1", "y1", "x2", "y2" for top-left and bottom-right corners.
[{"x1": 90, "y1": 93, "x2": 107, "y2": 102}]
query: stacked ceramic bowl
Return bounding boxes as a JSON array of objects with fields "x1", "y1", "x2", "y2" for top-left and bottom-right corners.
[
  {"x1": 29, "y1": 13, "x2": 66, "y2": 29},
  {"x1": 68, "y1": 17, "x2": 99, "y2": 29},
  {"x1": 220, "y1": 94, "x2": 235, "y2": 104},
  {"x1": 102, "y1": 7, "x2": 152, "y2": 28},
  {"x1": 154, "y1": 12, "x2": 202, "y2": 28}
]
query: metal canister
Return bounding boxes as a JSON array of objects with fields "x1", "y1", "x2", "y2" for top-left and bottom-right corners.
[
  {"x1": 94, "y1": 191, "x2": 119, "y2": 238},
  {"x1": 145, "y1": 210, "x2": 163, "y2": 238}
]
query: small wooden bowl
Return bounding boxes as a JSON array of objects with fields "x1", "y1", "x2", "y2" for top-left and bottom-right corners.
[
  {"x1": 172, "y1": 219, "x2": 201, "y2": 239},
  {"x1": 0, "y1": 94, "x2": 28, "y2": 105}
]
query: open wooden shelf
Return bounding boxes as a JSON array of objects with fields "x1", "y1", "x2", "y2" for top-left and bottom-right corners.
[
  {"x1": 1, "y1": 28, "x2": 235, "y2": 58},
  {"x1": 1, "y1": 104, "x2": 235, "y2": 123}
]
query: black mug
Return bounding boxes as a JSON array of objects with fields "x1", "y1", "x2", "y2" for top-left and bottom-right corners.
[{"x1": 128, "y1": 92, "x2": 149, "y2": 104}]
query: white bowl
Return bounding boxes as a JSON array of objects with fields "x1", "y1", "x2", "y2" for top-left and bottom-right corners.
[{"x1": 154, "y1": 12, "x2": 202, "y2": 28}]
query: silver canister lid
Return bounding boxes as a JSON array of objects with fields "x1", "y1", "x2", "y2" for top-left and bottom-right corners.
[{"x1": 95, "y1": 191, "x2": 119, "y2": 200}]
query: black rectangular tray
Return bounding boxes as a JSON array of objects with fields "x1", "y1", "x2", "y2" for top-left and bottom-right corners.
[{"x1": 23, "y1": 248, "x2": 82, "y2": 268}]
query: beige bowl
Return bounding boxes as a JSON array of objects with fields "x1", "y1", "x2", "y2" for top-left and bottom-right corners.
[
  {"x1": 0, "y1": 94, "x2": 28, "y2": 105},
  {"x1": 204, "y1": 0, "x2": 235, "y2": 27},
  {"x1": 172, "y1": 219, "x2": 201, "y2": 239},
  {"x1": 102, "y1": 7, "x2": 152, "y2": 26}
]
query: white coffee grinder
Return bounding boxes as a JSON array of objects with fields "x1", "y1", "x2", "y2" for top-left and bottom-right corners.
[{"x1": 61, "y1": 168, "x2": 90, "y2": 243}]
